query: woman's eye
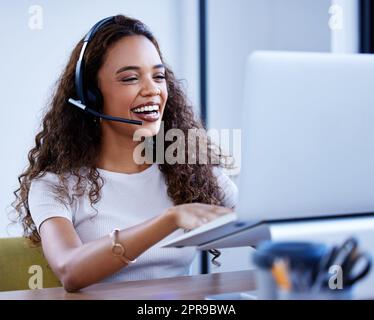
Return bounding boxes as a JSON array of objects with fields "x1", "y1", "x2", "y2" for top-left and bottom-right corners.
[
  {"x1": 121, "y1": 77, "x2": 137, "y2": 82},
  {"x1": 154, "y1": 75, "x2": 166, "y2": 80},
  {"x1": 120, "y1": 75, "x2": 165, "y2": 83}
]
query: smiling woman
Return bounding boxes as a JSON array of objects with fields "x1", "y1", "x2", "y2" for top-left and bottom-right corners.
[{"x1": 11, "y1": 15, "x2": 238, "y2": 292}]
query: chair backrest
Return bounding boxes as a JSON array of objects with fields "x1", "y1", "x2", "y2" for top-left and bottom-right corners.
[{"x1": 0, "y1": 237, "x2": 61, "y2": 291}]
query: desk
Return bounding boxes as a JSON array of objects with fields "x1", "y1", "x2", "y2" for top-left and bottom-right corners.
[{"x1": 0, "y1": 270, "x2": 255, "y2": 300}]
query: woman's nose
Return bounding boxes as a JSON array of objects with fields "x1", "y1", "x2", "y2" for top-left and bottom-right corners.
[{"x1": 140, "y1": 86, "x2": 161, "y2": 97}]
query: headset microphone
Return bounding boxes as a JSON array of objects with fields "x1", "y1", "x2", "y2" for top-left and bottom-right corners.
[
  {"x1": 68, "y1": 16, "x2": 143, "y2": 126},
  {"x1": 68, "y1": 99, "x2": 142, "y2": 125}
]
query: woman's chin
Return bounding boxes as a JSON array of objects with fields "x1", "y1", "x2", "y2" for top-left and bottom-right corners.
[{"x1": 132, "y1": 121, "x2": 161, "y2": 139}]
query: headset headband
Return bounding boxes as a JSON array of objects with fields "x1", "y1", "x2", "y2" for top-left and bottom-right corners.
[{"x1": 75, "y1": 16, "x2": 115, "y2": 105}]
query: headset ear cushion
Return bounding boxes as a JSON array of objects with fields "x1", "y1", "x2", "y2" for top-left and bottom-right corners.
[{"x1": 87, "y1": 87, "x2": 103, "y2": 110}]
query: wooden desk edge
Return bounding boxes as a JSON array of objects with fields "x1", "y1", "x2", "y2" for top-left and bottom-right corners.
[{"x1": 0, "y1": 269, "x2": 256, "y2": 300}]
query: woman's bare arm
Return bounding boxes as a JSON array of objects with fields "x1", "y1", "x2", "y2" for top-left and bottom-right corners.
[{"x1": 39, "y1": 203, "x2": 232, "y2": 292}]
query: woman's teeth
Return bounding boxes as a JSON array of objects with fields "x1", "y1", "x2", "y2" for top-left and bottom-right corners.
[{"x1": 132, "y1": 105, "x2": 160, "y2": 113}]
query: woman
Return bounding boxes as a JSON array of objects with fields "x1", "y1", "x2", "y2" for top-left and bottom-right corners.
[{"x1": 12, "y1": 15, "x2": 238, "y2": 292}]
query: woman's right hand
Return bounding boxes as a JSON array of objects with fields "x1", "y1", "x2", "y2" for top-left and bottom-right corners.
[{"x1": 165, "y1": 203, "x2": 234, "y2": 231}]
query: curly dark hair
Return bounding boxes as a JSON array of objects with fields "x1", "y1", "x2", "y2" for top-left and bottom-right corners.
[{"x1": 11, "y1": 14, "x2": 234, "y2": 245}]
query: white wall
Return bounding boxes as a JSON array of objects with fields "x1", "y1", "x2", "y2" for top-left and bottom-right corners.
[{"x1": 207, "y1": 0, "x2": 331, "y2": 132}]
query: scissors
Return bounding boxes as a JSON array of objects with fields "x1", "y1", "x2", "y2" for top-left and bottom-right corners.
[
  {"x1": 314, "y1": 237, "x2": 372, "y2": 289},
  {"x1": 334, "y1": 237, "x2": 372, "y2": 287}
]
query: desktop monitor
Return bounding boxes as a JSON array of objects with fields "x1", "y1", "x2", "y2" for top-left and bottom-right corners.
[
  {"x1": 237, "y1": 51, "x2": 374, "y2": 220},
  {"x1": 162, "y1": 51, "x2": 374, "y2": 249}
]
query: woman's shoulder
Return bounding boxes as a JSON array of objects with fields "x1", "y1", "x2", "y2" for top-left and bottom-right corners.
[
  {"x1": 28, "y1": 171, "x2": 80, "y2": 233},
  {"x1": 30, "y1": 169, "x2": 87, "y2": 188},
  {"x1": 29, "y1": 175, "x2": 54, "y2": 196},
  {"x1": 29, "y1": 171, "x2": 61, "y2": 191}
]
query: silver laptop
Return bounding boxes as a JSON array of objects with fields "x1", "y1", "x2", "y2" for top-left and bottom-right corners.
[{"x1": 162, "y1": 51, "x2": 374, "y2": 249}]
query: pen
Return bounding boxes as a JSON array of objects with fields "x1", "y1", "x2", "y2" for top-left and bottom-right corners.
[{"x1": 271, "y1": 259, "x2": 292, "y2": 291}]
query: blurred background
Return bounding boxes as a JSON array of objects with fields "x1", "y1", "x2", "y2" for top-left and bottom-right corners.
[{"x1": 0, "y1": 0, "x2": 371, "y2": 275}]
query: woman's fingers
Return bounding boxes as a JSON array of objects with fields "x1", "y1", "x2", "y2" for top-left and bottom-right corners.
[
  {"x1": 175, "y1": 203, "x2": 234, "y2": 230},
  {"x1": 210, "y1": 205, "x2": 234, "y2": 215},
  {"x1": 195, "y1": 203, "x2": 233, "y2": 213},
  {"x1": 198, "y1": 212, "x2": 220, "y2": 222},
  {"x1": 211, "y1": 204, "x2": 233, "y2": 210},
  {"x1": 196, "y1": 207, "x2": 233, "y2": 226}
]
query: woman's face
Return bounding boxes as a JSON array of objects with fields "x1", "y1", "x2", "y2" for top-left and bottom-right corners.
[{"x1": 97, "y1": 35, "x2": 168, "y2": 139}]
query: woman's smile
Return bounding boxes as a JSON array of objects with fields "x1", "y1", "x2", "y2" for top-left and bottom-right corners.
[{"x1": 130, "y1": 102, "x2": 161, "y2": 123}]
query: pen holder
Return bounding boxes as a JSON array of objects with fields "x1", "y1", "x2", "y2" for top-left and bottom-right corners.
[
  {"x1": 252, "y1": 241, "x2": 328, "y2": 300},
  {"x1": 252, "y1": 238, "x2": 372, "y2": 300}
]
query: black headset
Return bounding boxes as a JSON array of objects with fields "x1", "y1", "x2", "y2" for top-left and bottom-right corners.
[{"x1": 68, "y1": 16, "x2": 142, "y2": 125}]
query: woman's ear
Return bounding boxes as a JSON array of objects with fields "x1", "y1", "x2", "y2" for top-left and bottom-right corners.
[{"x1": 86, "y1": 86, "x2": 104, "y2": 111}]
